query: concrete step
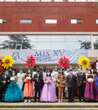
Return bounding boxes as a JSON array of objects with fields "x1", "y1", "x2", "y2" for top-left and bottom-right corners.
[
  {"x1": 0, "y1": 102, "x2": 98, "y2": 110},
  {"x1": 0, "y1": 103, "x2": 98, "y2": 110},
  {"x1": 0, "y1": 108, "x2": 98, "y2": 110}
]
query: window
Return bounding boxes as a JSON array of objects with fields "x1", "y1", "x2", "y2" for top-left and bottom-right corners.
[
  {"x1": 0, "y1": 19, "x2": 7, "y2": 24},
  {"x1": 0, "y1": 0, "x2": 4, "y2": 1},
  {"x1": 54, "y1": 0, "x2": 63, "y2": 2},
  {"x1": 41, "y1": 0, "x2": 52, "y2": 2},
  {"x1": 68, "y1": 0, "x2": 75, "y2": 1},
  {"x1": 71, "y1": 19, "x2": 82, "y2": 24},
  {"x1": 17, "y1": 0, "x2": 28, "y2": 2},
  {"x1": 96, "y1": 19, "x2": 98, "y2": 24},
  {"x1": 20, "y1": 19, "x2": 32, "y2": 24},
  {"x1": 5, "y1": 0, "x2": 16, "y2": 2},
  {"x1": 68, "y1": 0, "x2": 96, "y2": 1},
  {"x1": 88, "y1": 0, "x2": 96, "y2": 2},
  {"x1": 45, "y1": 19, "x2": 57, "y2": 24},
  {"x1": 75, "y1": 0, "x2": 87, "y2": 2},
  {"x1": 28, "y1": 0, "x2": 40, "y2": 2}
]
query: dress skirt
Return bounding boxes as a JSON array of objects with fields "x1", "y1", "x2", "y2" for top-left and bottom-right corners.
[
  {"x1": 40, "y1": 79, "x2": 57, "y2": 102},
  {"x1": 4, "y1": 81, "x2": 23, "y2": 102},
  {"x1": 84, "y1": 82, "x2": 94, "y2": 101},
  {"x1": 23, "y1": 80, "x2": 33, "y2": 98}
]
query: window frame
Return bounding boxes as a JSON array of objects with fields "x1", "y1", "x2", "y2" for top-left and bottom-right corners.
[
  {"x1": 45, "y1": 19, "x2": 58, "y2": 24},
  {"x1": 19, "y1": 19, "x2": 32, "y2": 24},
  {"x1": 0, "y1": 18, "x2": 7, "y2": 24},
  {"x1": 96, "y1": 19, "x2": 98, "y2": 24},
  {"x1": 70, "y1": 18, "x2": 83, "y2": 24}
]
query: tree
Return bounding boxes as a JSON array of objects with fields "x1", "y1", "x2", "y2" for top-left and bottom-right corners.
[
  {"x1": 94, "y1": 42, "x2": 98, "y2": 49},
  {"x1": 0, "y1": 35, "x2": 32, "y2": 49},
  {"x1": 79, "y1": 40, "x2": 91, "y2": 49}
]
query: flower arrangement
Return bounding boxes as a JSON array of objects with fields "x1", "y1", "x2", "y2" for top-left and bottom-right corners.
[
  {"x1": 58, "y1": 56, "x2": 70, "y2": 69},
  {"x1": 78, "y1": 56, "x2": 90, "y2": 70},
  {"x1": 25, "y1": 55, "x2": 36, "y2": 68},
  {"x1": 2, "y1": 55, "x2": 14, "y2": 69}
]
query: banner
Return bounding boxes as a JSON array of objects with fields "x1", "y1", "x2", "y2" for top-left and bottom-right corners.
[{"x1": 0, "y1": 49, "x2": 87, "y2": 64}]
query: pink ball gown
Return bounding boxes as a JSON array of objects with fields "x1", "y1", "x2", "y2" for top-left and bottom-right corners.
[{"x1": 40, "y1": 75, "x2": 57, "y2": 102}]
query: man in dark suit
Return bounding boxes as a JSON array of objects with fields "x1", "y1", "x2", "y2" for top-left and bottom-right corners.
[
  {"x1": 0, "y1": 74, "x2": 4, "y2": 101},
  {"x1": 67, "y1": 72, "x2": 77, "y2": 102},
  {"x1": 77, "y1": 71, "x2": 86, "y2": 101},
  {"x1": 34, "y1": 70, "x2": 44, "y2": 102}
]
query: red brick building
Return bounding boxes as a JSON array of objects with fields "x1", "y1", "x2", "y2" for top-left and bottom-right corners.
[{"x1": 0, "y1": 2, "x2": 98, "y2": 34}]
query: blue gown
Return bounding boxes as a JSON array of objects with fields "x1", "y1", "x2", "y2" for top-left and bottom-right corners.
[{"x1": 4, "y1": 76, "x2": 23, "y2": 102}]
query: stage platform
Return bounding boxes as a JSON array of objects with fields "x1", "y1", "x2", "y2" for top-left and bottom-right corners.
[{"x1": 0, "y1": 102, "x2": 98, "y2": 110}]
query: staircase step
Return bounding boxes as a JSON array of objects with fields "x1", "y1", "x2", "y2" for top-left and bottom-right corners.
[
  {"x1": 0, "y1": 103, "x2": 98, "y2": 110},
  {"x1": 0, "y1": 108, "x2": 98, "y2": 110}
]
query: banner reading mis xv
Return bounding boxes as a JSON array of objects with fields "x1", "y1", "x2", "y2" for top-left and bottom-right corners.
[{"x1": 0, "y1": 49, "x2": 87, "y2": 64}]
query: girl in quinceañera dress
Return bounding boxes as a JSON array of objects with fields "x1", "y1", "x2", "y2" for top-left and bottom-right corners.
[
  {"x1": 17, "y1": 70, "x2": 26, "y2": 90},
  {"x1": 4, "y1": 70, "x2": 23, "y2": 102},
  {"x1": 84, "y1": 69, "x2": 95, "y2": 101},
  {"x1": 40, "y1": 71, "x2": 57, "y2": 102},
  {"x1": 94, "y1": 72, "x2": 98, "y2": 101},
  {"x1": 23, "y1": 72, "x2": 34, "y2": 102},
  {"x1": 56, "y1": 71, "x2": 66, "y2": 102}
]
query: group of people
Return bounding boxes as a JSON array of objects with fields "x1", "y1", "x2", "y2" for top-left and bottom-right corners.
[{"x1": 0, "y1": 65, "x2": 98, "y2": 103}]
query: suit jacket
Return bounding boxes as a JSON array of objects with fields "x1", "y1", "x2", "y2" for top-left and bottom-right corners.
[
  {"x1": 67, "y1": 74, "x2": 77, "y2": 88},
  {"x1": 34, "y1": 73, "x2": 44, "y2": 88},
  {"x1": 77, "y1": 72, "x2": 86, "y2": 87}
]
